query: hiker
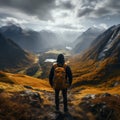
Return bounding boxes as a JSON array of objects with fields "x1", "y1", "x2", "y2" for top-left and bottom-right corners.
[{"x1": 49, "y1": 54, "x2": 72, "y2": 113}]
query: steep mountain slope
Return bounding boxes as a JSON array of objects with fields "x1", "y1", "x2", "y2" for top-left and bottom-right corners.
[
  {"x1": 0, "y1": 24, "x2": 66, "y2": 52},
  {"x1": 71, "y1": 24, "x2": 120, "y2": 87},
  {"x1": 0, "y1": 33, "x2": 34, "y2": 72},
  {"x1": 85, "y1": 25, "x2": 120, "y2": 61},
  {"x1": 0, "y1": 71, "x2": 50, "y2": 91},
  {"x1": 73, "y1": 27, "x2": 104, "y2": 53}
]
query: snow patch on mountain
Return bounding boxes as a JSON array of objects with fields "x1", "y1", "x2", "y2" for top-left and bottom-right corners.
[{"x1": 98, "y1": 25, "x2": 120, "y2": 60}]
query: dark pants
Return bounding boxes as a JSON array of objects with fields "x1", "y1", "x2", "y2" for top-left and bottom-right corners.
[{"x1": 55, "y1": 89, "x2": 68, "y2": 112}]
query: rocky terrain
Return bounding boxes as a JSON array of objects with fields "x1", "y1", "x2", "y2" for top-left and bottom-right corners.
[{"x1": 0, "y1": 70, "x2": 120, "y2": 120}]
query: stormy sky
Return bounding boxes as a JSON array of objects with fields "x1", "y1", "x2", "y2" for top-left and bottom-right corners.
[{"x1": 0, "y1": 0, "x2": 120, "y2": 32}]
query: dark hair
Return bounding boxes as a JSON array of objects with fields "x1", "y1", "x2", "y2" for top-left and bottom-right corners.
[{"x1": 57, "y1": 54, "x2": 65, "y2": 65}]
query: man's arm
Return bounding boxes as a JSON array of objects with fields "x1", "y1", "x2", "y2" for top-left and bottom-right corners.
[
  {"x1": 49, "y1": 66, "x2": 54, "y2": 87},
  {"x1": 66, "y1": 66, "x2": 73, "y2": 86}
]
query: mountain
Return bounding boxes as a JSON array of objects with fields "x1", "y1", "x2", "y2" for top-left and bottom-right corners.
[
  {"x1": 0, "y1": 24, "x2": 64, "y2": 52},
  {"x1": 84, "y1": 24, "x2": 120, "y2": 61},
  {"x1": 0, "y1": 33, "x2": 34, "y2": 72},
  {"x1": 71, "y1": 24, "x2": 120, "y2": 87},
  {"x1": 73, "y1": 27, "x2": 105, "y2": 53}
]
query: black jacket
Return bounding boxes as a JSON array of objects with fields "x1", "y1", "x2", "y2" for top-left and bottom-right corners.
[{"x1": 49, "y1": 63, "x2": 73, "y2": 87}]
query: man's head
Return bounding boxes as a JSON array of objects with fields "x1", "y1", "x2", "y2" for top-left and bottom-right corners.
[{"x1": 57, "y1": 54, "x2": 65, "y2": 65}]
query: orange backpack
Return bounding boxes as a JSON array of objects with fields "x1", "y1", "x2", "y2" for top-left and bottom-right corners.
[{"x1": 53, "y1": 64, "x2": 69, "y2": 89}]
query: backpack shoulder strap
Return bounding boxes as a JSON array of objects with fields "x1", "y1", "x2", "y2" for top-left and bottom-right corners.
[
  {"x1": 63, "y1": 63, "x2": 67, "y2": 69},
  {"x1": 53, "y1": 63, "x2": 58, "y2": 69}
]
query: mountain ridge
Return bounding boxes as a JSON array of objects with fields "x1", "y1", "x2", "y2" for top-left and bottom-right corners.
[
  {"x1": 0, "y1": 24, "x2": 71, "y2": 52},
  {"x1": 0, "y1": 33, "x2": 34, "y2": 72},
  {"x1": 83, "y1": 24, "x2": 120, "y2": 61},
  {"x1": 73, "y1": 27, "x2": 105, "y2": 53},
  {"x1": 70, "y1": 24, "x2": 120, "y2": 88}
]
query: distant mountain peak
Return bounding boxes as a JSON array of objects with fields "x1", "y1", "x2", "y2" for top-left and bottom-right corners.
[
  {"x1": 73, "y1": 27, "x2": 105, "y2": 53},
  {"x1": 86, "y1": 26, "x2": 105, "y2": 33},
  {"x1": 0, "y1": 25, "x2": 67, "y2": 52},
  {"x1": 0, "y1": 24, "x2": 22, "y2": 33}
]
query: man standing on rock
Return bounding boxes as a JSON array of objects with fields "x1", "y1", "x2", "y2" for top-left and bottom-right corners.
[{"x1": 49, "y1": 54, "x2": 72, "y2": 113}]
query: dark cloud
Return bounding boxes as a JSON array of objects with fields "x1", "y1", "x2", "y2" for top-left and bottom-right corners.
[
  {"x1": 0, "y1": 0, "x2": 56, "y2": 20},
  {"x1": 0, "y1": 0, "x2": 120, "y2": 31},
  {"x1": 77, "y1": 0, "x2": 120, "y2": 18},
  {"x1": 77, "y1": 7, "x2": 94, "y2": 17},
  {"x1": 81, "y1": 0, "x2": 99, "y2": 8},
  {"x1": 94, "y1": 8, "x2": 110, "y2": 17},
  {"x1": 57, "y1": 1, "x2": 75, "y2": 9},
  {"x1": 107, "y1": 0, "x2": 120, "y2": 9}
]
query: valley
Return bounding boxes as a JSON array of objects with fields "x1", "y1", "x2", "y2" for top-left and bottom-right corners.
[{"x1": 0, "y1": 24, "x2": 120, "y2": 120}]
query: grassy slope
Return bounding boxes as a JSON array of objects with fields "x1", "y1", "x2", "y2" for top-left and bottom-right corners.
[
  {"x1": 69, "y1": 54, "x2": 120, "y2": 105},
  {"x1": 70, "y1": 54, "x2": 120, "y2": 87},
  {"x1": 0, "y1": 71, "x2": 52, "y2": 92},
  {"x1": 0, "y1": 60, "x2": 120, "y2": 119}
]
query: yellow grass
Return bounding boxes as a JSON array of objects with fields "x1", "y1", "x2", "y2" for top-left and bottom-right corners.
[
  {"x1": 70, "y1": 55, "x2": 120, "y2": 87},
  {"x1": 72, "y1": 85, "x2": 120, "y2": 105},
  {"x1": 0, "y1": 71, "x2": 52, "y2": 92}
]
